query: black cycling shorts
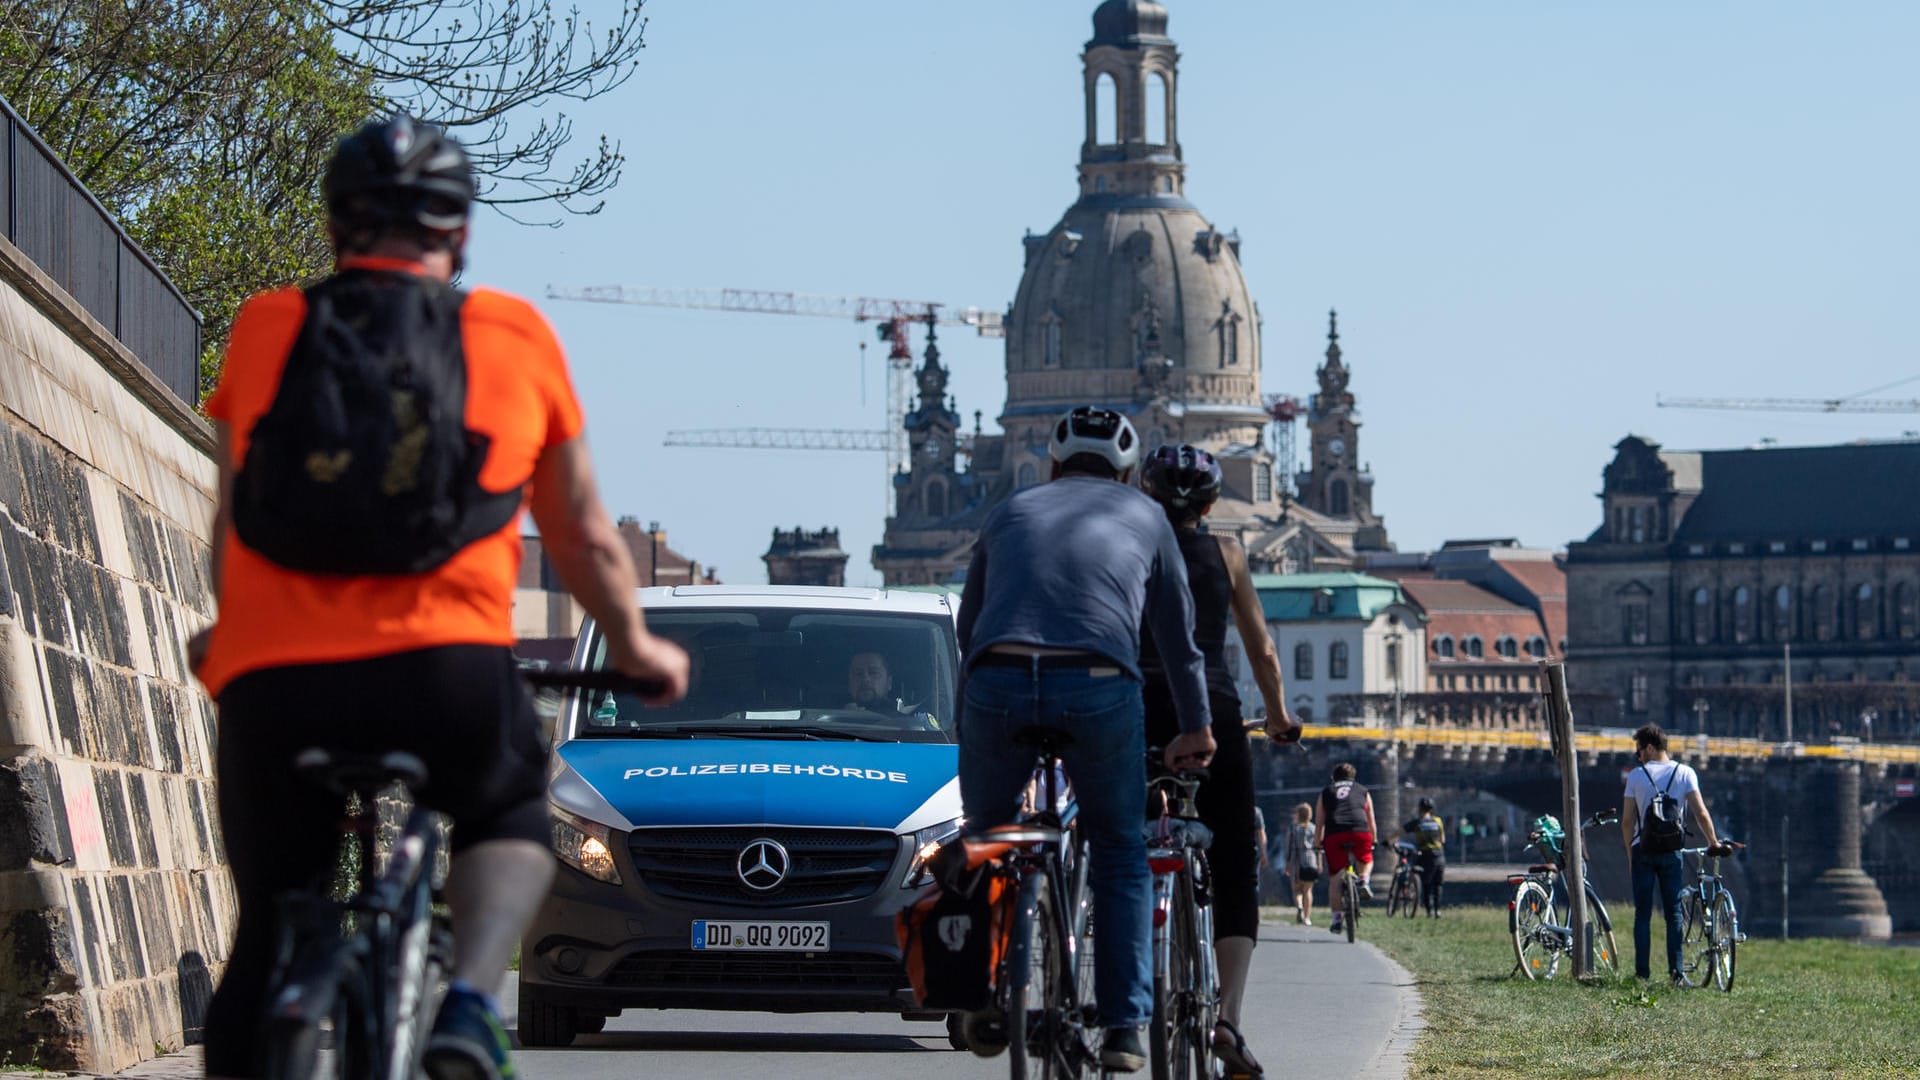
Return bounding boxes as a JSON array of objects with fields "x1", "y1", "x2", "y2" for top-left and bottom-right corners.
[{"x1": 205, "y1": 644, "x2": 548, "y2": 1076}]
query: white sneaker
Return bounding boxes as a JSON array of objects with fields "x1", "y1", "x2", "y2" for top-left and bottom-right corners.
[{"x1": 1359, "y1": 881, "x2": 1375, "y2": 901}]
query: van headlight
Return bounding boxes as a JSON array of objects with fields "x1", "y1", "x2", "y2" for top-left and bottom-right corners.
[
  {"x1": 904, "y1": 818, "x2": 963, "y2": 888},
  {"x1": 552, "y1": 808, "x2": 622, "y2": 885}
]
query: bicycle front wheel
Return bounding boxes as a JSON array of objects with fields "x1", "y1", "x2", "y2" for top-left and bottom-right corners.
[
  {"x1": 1709, "y1": 892, "x2": 1739, "y2": 991},
  {"x1": 1150, "y1": 873, "x2": 1211, "y2": 1080},
  {"x1": 1586, "y1": 891, "x2": 1621, "y2": 975},
  {"x1": 1509, "y1": 879, "x2": 1553, "y2": 980},
  {"x1": 1677, "y1": 894, "x2": 1708, "y2": 988}
]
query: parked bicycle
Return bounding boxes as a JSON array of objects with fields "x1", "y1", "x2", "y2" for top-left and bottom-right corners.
[
  {"x1": 1677, "y1": 841, "x2": 1746, "y2": 992},
  {"x1": 1508, "y1": 810, "x2": 1621, "y2": 980},
  {"x1": 957, "y1": 728, "x2": 1099, "y2": 1080},
  {"x1": 1144, "y1": 754, "x2": 1217, "y2": 1080},
  {"x1": 1385, "y1": 840, "x2": 1422, "y2": 920},
  {"x1": 260, "y1": 669, "x2": 660, "y2": 1080}
]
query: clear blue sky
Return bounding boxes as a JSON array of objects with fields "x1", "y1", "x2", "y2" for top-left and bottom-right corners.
[{"x1": 466, "y1": 1, "x2": 1920, "y2": 587}]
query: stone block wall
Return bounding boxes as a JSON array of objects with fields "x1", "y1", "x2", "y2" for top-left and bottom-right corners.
[{"x1": 0, "y1": 233, "x2": 229, "y2": 1071}]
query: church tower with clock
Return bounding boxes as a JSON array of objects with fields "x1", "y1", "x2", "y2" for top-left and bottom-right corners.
[{"x1": 1297, "y1": 310, "x2": 1386, "y2": 546}]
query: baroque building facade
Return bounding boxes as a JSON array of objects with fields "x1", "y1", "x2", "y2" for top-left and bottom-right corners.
[
  {"x1": 1564, "y1": 436, "x2": 1920, "y2": 739},
  {"x1": 873, "y1": 0, "x2": 1389, "y2": 585}
]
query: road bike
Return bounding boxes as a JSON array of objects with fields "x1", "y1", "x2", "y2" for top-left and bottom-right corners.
[
  {"x1": 1508, "y1": 809, "x2": 1621, "y2": 980},
  {"x1": 1144, "y1": 754, "x2": 1217, "y2": 1080},
  {"x1": 958, "y1": 728, "x2": 1099, "y2": 1080},
  {"x1": 261, "y1": 669, "x2": 659, "y2": 1080},
  {"x1": 1328, "y1": 838, "x2": 1374, "y2": 944},
  {"x1": 1385, "y1": 840, "x2": 1422, "y2": 919},
  {"x1": 1676, "y1": 842, "x2": 1746, "y2": 991}
]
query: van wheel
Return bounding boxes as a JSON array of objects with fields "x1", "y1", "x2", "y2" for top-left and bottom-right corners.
[
  {"x1": 577, "y1": 1012, "x2": 608, "y2": 1035},
  {"x1": 516, "y1": 986, "x2": 579, "y2": 1048},
  {"x1": 945, "y1": 1012, "x2": 968, "y2": 1050}
]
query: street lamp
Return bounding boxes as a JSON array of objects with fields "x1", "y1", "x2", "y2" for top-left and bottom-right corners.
[
  {"x1": 1861, "y1": 706, "x2": 1877, "y2": 744},
  {"x1": 1691, "y1": 697, "x2": 1710, "y2": 737}
]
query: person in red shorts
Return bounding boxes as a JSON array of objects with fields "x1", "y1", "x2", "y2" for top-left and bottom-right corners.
[{"x1": 1314, "y1": 762, "x2": 1378, "y2": 934}]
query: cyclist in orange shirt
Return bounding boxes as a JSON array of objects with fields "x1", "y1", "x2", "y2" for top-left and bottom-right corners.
[{"x1": 191, "y1": 115, "x2": 687, "y2": 1080}]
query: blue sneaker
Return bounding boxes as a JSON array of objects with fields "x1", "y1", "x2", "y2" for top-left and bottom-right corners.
[{"x1": 424, "y1": 984, "x2": 517, "y2": 1080}]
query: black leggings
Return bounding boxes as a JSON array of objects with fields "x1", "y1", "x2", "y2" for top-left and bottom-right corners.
[
  {"x1": 1416, "y1": 851, "x2": 1446, "y2": 912},
  {"x1": 1144, "y1": 687, "x2": 1260, "y2": 941},
  {"x1": 204, "y1": 645, "x2": 550, "y2": 1077}
]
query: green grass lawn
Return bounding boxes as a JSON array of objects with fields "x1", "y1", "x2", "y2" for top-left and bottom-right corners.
[{"x1": 1362, "y1": 905, "x2": 1920, "y2": 1079}]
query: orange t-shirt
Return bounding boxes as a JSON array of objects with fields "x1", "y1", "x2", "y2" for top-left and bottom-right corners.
[{"x1": 197, "y1": 259, "x2": 584, "y2": 696}]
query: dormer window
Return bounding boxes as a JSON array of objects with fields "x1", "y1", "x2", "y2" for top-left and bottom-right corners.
[
  {"x1": 1496, "y1": 636, "x2": 1518, "y2": 659},
  {"x1": 1311, "y1": 589, "x2": 1333, "y2": 616},
  {"x1": 1525, "y1": 636, "x2": 1548, "y2": 659},
  {"x1": 1435, "y1": 635, "x2": 1456, "y2": 659},
  {"x1": 1463, "y1": 635, "x2": 1485, "y2": 659}
]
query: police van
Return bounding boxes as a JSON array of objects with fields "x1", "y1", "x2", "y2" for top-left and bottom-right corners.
[{"x1": 519, "y1": 585, "x2": 963, "y2": 1045}]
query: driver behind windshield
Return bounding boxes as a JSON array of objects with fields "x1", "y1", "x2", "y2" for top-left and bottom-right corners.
[{"x1": 845, "y1": 651, "x2": 941, "y2": 730}]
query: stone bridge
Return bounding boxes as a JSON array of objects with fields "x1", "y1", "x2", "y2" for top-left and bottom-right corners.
[{"x1": 1256, "y1": 726, "x2": 1915, "y2": 937}]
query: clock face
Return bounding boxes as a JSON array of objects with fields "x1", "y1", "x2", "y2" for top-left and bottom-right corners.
[{"x1": 1328, "y1": 437, "x2": 1347, "y2": 457}]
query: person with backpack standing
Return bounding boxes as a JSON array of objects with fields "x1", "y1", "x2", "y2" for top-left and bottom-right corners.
[
  {"x1": 189, "y1": 114, "x2": 690, "y2": 1080},
  {"x1": 1620, "y1": 724, "x2": 1729, "y2": 983},
  {"x1": 1401, "y1": 797, "x2": 1447, "y2": 917}
]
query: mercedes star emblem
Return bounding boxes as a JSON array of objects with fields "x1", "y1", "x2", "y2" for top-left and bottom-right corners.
[{"x1": 736, "y1": 838, "x2": 790, "y2": 891}]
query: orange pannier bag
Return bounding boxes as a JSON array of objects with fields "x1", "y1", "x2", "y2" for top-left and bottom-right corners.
[{"x1": 896, "y1": 836, "x2": 1016, "y2": 1011}]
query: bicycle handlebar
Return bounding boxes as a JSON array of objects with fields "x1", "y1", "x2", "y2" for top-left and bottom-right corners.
[{"x1": 523, "y1": 668, "x2": 670, "y2": 697}]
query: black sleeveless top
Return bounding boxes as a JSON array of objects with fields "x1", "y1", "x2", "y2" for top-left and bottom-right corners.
[{"x1": 1139, "y1": 524, "x2": 1239, "y2": 700}]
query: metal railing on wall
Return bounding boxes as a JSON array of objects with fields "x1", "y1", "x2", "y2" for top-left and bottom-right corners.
[{"x1": 1, "y1": 96, "x2": 202, "y2": 406}]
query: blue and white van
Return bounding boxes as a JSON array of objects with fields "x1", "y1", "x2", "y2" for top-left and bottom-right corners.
[{"x1": 518, "y1": 585, "x2": 963, "y2": 1045}]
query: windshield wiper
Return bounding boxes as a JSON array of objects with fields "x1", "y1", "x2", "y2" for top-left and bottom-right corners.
[{"x1": 688, "y1": 724, "x2": 883, "y2": 742}]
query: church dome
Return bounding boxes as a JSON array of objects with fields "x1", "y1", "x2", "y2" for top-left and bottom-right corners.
[
  {"x1": 1001, "y1": 0, "x2": 1265, "y2": 449},
  {"x1": 1091, "y1": 0, "x2": 1171, "y2": 45}
]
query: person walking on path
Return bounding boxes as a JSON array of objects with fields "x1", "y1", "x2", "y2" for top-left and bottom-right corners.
[
  {"x1": 1317, "y1": 763, "x2": 1377, "y2": 935},
  {"x1": 1620, "y1": 723, "x2": 1730, "y2": 983},
  {"x1": 189, "y1": 114, "x2": 690, "y2": 1080},
  {"x1": 1284, "y1": 802, "x2": 1321, "y2": 926},
  {"x1": 1401, "y1": 797, "x2": 1447, "y2": 917},
  {"x1": 955, "y1": 406, "x2": 1216, "y2": 1073}
]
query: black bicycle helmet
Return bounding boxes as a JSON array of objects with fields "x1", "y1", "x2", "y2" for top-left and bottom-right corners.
[
  {"x1": 1140, "y1": 443, "x2": 1222, "y2": 520},
  {"x1": 323, "y1": 113, "x2": 475, "y2": 232},
  {"x1": 1049, "y1": 406, "x2": 1141, "y2": 472},
  {"x1": 1418, "y1": 796, "x2": 1435, "y2": 813}
]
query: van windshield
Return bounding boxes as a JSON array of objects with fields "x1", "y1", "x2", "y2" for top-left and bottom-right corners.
[{"x1": 577, "y1": 608, "x2": 958, "y2": 744}]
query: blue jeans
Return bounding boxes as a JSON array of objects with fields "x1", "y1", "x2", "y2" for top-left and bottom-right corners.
[
  {"x1": 1631, "y1": 846, "x2": 1686, "y2": 979},
  {"x1": 957, "y1": 664, "x2": 1151, "y2": 1028}
]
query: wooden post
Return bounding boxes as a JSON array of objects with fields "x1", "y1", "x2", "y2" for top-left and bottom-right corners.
[{"x1": 1543, "y1": 662, "x2": 1589, "y2": 978}]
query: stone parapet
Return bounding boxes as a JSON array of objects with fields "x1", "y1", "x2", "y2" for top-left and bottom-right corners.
[{"x1": 0, "y1": 234, "x2": 227, "y2": 1070}]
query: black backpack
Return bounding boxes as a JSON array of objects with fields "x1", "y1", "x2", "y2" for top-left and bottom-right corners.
[
  {"x1": 232, "y1": 270, "x2": 523, "y2": 575},
  {"x1": 1639, "y1": 763, "x2": 1688, "y2": 854}
]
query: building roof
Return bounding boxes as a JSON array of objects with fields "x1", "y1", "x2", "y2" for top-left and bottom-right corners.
[
  {"x1": 1250, "y1": 573, "x2": 1408, "y2": 622},
  {"x1": 1672, "y1": 441, "x2": 1920, "y2": 543},
  {"x1": 1401, "y1": 578, "x2": 1551, "y2": 660}
]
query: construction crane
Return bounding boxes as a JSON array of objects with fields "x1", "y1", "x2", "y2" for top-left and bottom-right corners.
[
  {"x1": 1655, "y1": 396, "x2": 1920, "y2": 414},
  {"x1": 1263, "y1": 393, "x2": 1304, "y2": 493},
  {"x1": 664, "y1": 428, "x2": 978, "y2": 455},
  {"x1": 545, "y1": 284, "x2": 1007, "y2": 482}
]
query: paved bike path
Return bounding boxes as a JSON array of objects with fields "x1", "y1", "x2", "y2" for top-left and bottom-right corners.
[
  {"x1": 85, "y1": 917, "x2": 1423, "y2": 1080},
  {"x1": 498, "y1": 914, "x2": 1423, "y2": 1080}
]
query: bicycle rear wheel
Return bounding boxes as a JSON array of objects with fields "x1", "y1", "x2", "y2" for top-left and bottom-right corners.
[
  {"x1": 1150, "y1": 875, "x2": 1208, "y2": 1080},
  {"x1": 1402, "y1": 869, "x2": 1421, "y2": 919},
  {"x1": 1709, "y1": 893, "x2": 1739, "y2": 991},
  {"x1": 1343, "y1": 873, "x2": 1358, "y2": 944},
  {"x1": 1005, "y1": 872, "x2": 1047, "y2": 1080},
  {"x1": 1509, "y1": 879, "x2": 1553, "y2": 980}
]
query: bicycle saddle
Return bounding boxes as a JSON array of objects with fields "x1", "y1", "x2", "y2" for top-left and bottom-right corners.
[
  {"x1": 1013, "y1": 726, "x2": 1074, "y2": 754},
  {"x1": 294, "y1": 748, "x2": 429, "y2": 798}
]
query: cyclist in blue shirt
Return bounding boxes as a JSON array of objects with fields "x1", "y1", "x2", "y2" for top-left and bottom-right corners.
[{"x1": 957, "y1": 407, "x2": 1215, "y2": 1073}]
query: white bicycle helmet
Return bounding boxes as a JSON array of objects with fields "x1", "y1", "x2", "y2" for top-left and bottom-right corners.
[{"x1": 1049, "y1": 406, "x2": 1141, "y2": 472}]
